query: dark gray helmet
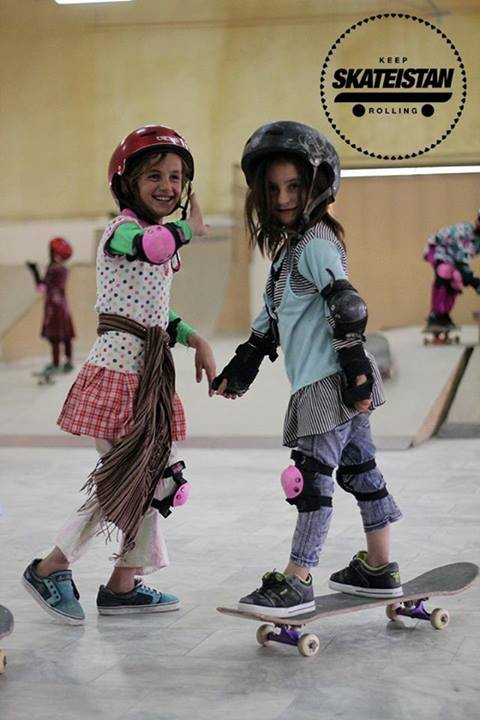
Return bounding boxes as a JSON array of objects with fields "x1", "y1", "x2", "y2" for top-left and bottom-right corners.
[{"x1": 241, "y1": 121, "x2": 340, "y2": 201}]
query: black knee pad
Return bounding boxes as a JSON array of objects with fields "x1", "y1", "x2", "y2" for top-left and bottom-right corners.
[
  {"x1": 281, "y1": 450, "x2": 334, "y2": 513},
  {"x1": 336, "y1": 459, "x2": 388, "y2": 501}
]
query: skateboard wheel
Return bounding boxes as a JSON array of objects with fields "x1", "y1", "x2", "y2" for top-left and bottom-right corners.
[
  {"x1": 0, "y1": 651, "x2": 6, "y2": 674},
  {"x1": 297, "y1": 633, "x2": 320, "y2": 657},
  {"x1": 430, "y1": 608, "x2": 450, "y2": 630},
  {"x1": 256, "y1": 624, "x2": 274, "y2": 646},
  {"x1": 385, "y1": 604, "x2": 400, "y2": 622}
]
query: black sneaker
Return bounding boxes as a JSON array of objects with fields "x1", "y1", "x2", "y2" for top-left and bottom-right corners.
[
  {"x1": 238, "y1": 571, "x2": 315, "y2": 617},
  {"x1": 328, "y1": 551, "x2": 403, "y2": 598},
  {"x1": 96, "y1": 579, "x2": 179, "y2": 615}
]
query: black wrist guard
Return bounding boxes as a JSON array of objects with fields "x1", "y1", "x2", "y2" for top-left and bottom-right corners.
[
  {"x1": 166, "y1": 317, "x2": 181, "y2": 347},
  {"x1": 26, "y1": 261, "x2": 42, "y2": 285},
  {"x1": 212, "y1": 331, "x2": 278, "y2": 395},
  {"x1": 337, "y1": 345, "x2": 373, "y2": 407}
]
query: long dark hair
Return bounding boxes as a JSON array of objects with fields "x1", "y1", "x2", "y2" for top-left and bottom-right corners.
[
  {"x1": 245, "y1": 152, "x2": 345, "y2": 259},
  {"x1": 116, "y1": 149, "x2": 191, "y2": 225}
]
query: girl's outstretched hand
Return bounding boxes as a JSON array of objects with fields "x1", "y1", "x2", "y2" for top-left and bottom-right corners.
[
  {"x1": 188, "y1": 333, "x2": 217, "y2": 396},
  {"x1": 187, "y1": 193, "x2": 209, "y2": 237}
]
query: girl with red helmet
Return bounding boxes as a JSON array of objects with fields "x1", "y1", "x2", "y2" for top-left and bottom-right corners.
[
  {"x1": 26, "y1": 237, "x2": 75, "y2": 373},
  {"x1": 23, "y1": 125, "x2": 215, "y2": 624},
  {"x1": 213, "y1": 121, "x2": 403, "y2": 616}
]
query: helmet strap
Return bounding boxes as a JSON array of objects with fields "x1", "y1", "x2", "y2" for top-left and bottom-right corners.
[
  {"x1": 179, "y1": 181, "x2": 192, "y2": 220},
  {"x1": 301, "y1": 167, "x2": 332, "y2": 227}
]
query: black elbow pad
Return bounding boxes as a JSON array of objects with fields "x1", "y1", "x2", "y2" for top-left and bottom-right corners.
[{"x1": 321, "y1": 280, "x2": 368, "y2": 339}]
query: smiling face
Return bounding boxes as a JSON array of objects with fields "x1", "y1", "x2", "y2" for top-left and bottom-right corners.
[
  {"x1": 136, "y1": 152, "x2": 184, "y2": 222},
  {"x1": 266, "y1": 160, "x2": 306, "y2": 228}
]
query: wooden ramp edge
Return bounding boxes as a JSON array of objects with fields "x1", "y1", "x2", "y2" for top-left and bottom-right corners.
[
  {"x1": 437, "y1": 345, "x2": 480, "y2": 438},
  {"x1": 412, "y1": 347, "x2": 472, "y2": 447}
]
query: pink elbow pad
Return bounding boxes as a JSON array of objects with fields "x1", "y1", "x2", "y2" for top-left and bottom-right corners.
[{"x1": 141, "y1": 225, "x2": 177, "y2": 264}]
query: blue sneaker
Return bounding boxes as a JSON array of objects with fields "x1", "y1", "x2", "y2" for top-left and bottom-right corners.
[
  {"x1": 22, "y1": 559, "x2": 85, "y2": 625},
  {"x1": 96, "y1": 579, "x2": 180, "y2": 615}
]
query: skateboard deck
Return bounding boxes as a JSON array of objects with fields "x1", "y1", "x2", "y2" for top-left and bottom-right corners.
[
  {"x1": 217, "y1": 562, "x2": 478, "y2": 657},
  {"x1": 0, "y1": 604, "x2": 14, "y2": 673},
  {"x1": 422, "y1": 324, "x2": 460, "y2": 345},
  {"x1": 32, "y1": 369, "x2": 56, "y2": 385}
]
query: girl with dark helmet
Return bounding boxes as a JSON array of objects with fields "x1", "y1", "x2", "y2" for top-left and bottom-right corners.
[
  {"x1": 213, "y1": 121, "x2": 403, "y2": 616},
  {"x1": 26, "y1": 237, "x2": 75, "y2": 373},
  {"x1": 23, "y1": 125, "x2": 215, "y2": 624}
]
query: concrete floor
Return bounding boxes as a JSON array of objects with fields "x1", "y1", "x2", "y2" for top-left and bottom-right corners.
[{"x1": 0, "y1": 331, "x2": 479, "y2": 719}]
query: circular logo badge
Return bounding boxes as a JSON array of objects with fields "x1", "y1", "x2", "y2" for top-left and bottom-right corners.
[{"x1": 320, "y1": 14, "x2": 467, "y2": 160}]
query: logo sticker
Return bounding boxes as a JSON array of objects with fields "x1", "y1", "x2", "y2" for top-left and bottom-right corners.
[{"x1": 320, "y1": 14, "x2": 467, "y2": 160}]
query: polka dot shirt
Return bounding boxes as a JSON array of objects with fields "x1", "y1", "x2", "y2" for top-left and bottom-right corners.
[{"x1": 87, "y1": 211, "x2": 178, "y2": 373}]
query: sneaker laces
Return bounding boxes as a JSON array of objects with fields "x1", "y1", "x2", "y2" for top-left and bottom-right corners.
[
  {"x1": 134, "y1": 580, "x2": 159, "y2": 597},
  {"x1": 260, "y1": 571, "x2": 286, "y2": 590}
]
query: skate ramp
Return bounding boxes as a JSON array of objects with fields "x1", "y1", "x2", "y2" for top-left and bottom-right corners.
[
  {"x1": 437, "y1": 346, "x2": 480, "y2": 438},
  {"x1": 0, "y1": 265, "x2": 37, "y2": 336},
  {"x1": 368, "y1": 326, "x2": 476, "y2": 450}
]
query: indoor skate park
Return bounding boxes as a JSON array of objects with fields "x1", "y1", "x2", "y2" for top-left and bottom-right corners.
[{"x1": 1, "y1": 1, "x2": 480, "y2": 719}]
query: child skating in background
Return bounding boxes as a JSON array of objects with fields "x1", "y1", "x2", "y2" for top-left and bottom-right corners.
[
  {"x1": 423, "y1": 212, "x2": 480, "y2": 330},
  {"x1": 213, "y1": 121, "x2": 403, "y2": 617},
  {"x1": 26, "y1": 237, "x2": 75, "y2": 373},
  {"x1": 23, "y1": 124, "x2": 215, "y2": 624}
]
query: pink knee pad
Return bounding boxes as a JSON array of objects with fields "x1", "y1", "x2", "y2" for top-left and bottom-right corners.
[
  {"x1": 451, "y1": 269, "x2": 463, "y2": 292},
  {"x1": 437, "y1": 262, "x2": 454, "y2": 280},
  {"x1": 172, "y1": 482, "x2": 190, "y2": 507},
  {"x1": 437, "y1": 262, "x2": 463, "y2": 291},
  {"x1": 281, "y1": 465, "x2": 304, "y2": 500}
]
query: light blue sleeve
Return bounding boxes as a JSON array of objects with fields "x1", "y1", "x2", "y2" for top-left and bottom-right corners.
[
  {"x1": 298, "y1": 236, "x2": 347, "y2": 291},
  {"x1": 251, "y1": 299, "x2": 272, "y2": 336}
]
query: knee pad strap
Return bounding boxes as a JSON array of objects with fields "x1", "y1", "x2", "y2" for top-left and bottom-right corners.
[
  {"x1": 336, "y1": 459, "x2": 389, "y2": 502},
  {"x1": 290, "y1": 450, "x2": 335, "y2": 477}
]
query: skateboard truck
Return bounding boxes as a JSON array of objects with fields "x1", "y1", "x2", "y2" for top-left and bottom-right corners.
[
  {"x1": 385, "y1": 598, "x2": 450, "y2": 629},
  {"x1": 256, "y1": 623, "x2": 321, "y2": 657}
]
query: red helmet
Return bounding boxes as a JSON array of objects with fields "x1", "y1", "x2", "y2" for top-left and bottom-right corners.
[
  {"x1": 108, "y1": 125, "x2": 194, "y2": 204},
  {"x1": 50, "y1": 237, "x2": 72, "y2": 260}
]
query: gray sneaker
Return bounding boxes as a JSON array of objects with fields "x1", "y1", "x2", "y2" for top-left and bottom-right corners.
[
  {"x1": 328, "y1": 551, "x2": 403, "y2": 598},
  {"x1": 22, "y1": 559, "x2": 85, "y2": 625},
  {"x1": 238, "y1": 571, "x2": 315, "y2": 617}
]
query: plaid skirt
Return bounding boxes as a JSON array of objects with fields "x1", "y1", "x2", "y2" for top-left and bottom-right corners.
[{"x1": 57, "y1": 363, "x2": 186, "y2": 441}]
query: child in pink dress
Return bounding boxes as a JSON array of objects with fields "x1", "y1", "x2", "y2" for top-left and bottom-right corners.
[
  {"x1": 22, "y1": 125, "x2": 215, "y2": 624},
  {"x1": 26, "y1": 237, "x2": 75, "y2": 372}
]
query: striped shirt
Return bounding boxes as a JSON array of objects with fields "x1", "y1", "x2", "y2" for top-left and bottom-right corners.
[{"x1": 256, "y1": 224, "x2": 384, "y2": 447}]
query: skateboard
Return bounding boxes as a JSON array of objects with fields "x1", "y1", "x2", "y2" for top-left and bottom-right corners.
[
  {"x1": 217, "y1": 562, "x2": 478, "y2": 657},
  {"x1": 32, "y1": 368, "x2": 56, "y2": 386},
  {"x1": 422, "y1": 324, "x2": 460, "y2": 346},
  {"x1": 0, "y1": 604, "x2": 14, "y2": 673},
  {"x1": 365, "y1": 332, "x2": 393, "y2": 379}
]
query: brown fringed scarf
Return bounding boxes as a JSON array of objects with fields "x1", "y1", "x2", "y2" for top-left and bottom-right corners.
[{"x1": 80, "y1": 313, "x2": 175, "y2": 557}]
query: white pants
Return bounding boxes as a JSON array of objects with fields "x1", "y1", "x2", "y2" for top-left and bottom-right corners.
[{"x1": 54, "y1": 439, "x2": 178, "y2": 574}]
